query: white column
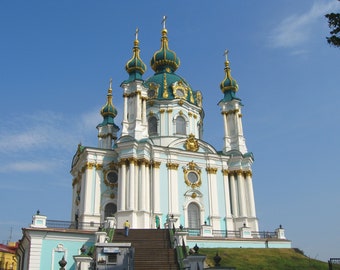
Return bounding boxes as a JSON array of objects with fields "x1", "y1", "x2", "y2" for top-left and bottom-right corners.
[
  {"x1": 145, "y1": 161, "x2": 150, "y2": 212},
  {"x1": 167, "y1": 162, "x2": 179, "y2": 215},
  {"x1": 167, "y1": 109, "x2": 172, "y2": 135},
  {"x1": 160, "y1": 110, "x2": 165, "y2": 136},
  {"x1": 222, "y1": 170, "x2": 232, "y2": 217},
  {"x1": 206, "y1": 167, "x2": 220, "y2": 229},
  {"x1": 152, "y1": 161, "x2": 161, "y2": 214},
  {"x1": 123, "y1": 95, "x2": 128, "y2": 122},
  {"x1": 237, "y1": 171, "x2": 247, "y2": 217},
  {"x1": 128, "y1": 158, "x2": 136, "y2": 210},
  {"x1": 139, "y1": 160, "x2": 146, "y2": 211},
  {"x1": 94, "y1": 164, "x2": 102, "y2": 216},
  {"x1": 142, "y1": 98, "x2": 147, "y2": 125},
  {"x1": 122, "y1": 95, "x2": 128, "y2": 136},
  {"x1": 136, "y1": 93, "x2": 142, "y2": 120},
  {"x1": 83, "y1": 163, "x2": 94, "y2": 216},
  {"x1": 245, "y1": 171, "x2": 256, "y2": 217},
  {"x1": 229, "y1": 172, "x2": 238, "y2": 217},
  {"x1": 118, "y1": 160, "x2": 126, "y2": 211}
]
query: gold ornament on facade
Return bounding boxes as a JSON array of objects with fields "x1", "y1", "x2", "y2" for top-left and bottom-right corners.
[
  {"x1": 163, "y1": 73, "x2": 168, "y2": 98},
  {"x1": 151, "y1": 161, "x2": 161, "y2": 168},
  {"x1": 185, "y1": 133, "x2": 199, "y2": 152},
  {"x1": 196, "y1": 91, "x2": 202, "y2": 107},
  {"x1": 96, "y1": 164, "x2": 103, "y2": 170},
  {"x1": 172, "y1": 80, "x2": 188, "y2": 99},
  {"x1": 183, "y1": 161, "x2": 202, "y2": 188},
  {"x1": 191, "y1": 192, "x2": 197, "y2": 199},
  {"x1": 222, "y1": 169, "x2": 229, "y2": 176},
  {"x1": 206, "y1": 167, "x2": 218, "y2": 174},
  {"x1": 166, "y1": 162, "x2": 179, "y2": 170},
  {"x1": 86, "y1": 162, "x2": 95, "y2": 169}
]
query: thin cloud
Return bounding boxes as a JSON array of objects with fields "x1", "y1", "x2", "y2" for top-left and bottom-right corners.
[
  {"x1": 268, "y1": 0, "x2": 340, "y2": 49},
  {"x1": 0, "y1": 110, "x2": 99, "y2": 154},
  {"x1": 1, "y1": 161, "x2": 57, "y2": 172},
  {"x1": 0, "y1": 108, "x2": 103, "y2": 173}
]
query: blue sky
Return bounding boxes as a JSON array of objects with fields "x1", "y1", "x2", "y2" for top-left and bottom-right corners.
[{"x1": 1, "y1": 0, "x2": 340, "y2": 262}]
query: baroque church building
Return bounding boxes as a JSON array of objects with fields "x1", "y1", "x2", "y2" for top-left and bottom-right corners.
[{"x1": 70, "y1": 21, "x2": 259, "y2": 234}]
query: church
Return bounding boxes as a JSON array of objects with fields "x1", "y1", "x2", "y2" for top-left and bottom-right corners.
[
  {"x1": 16, "y1": 18, "x2": 291, "y2": 270},
  {"x1": 71, "y1": 18, "x2": 258, "y2": 234}
]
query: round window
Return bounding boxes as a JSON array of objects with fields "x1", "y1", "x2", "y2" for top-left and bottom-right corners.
[
  {"x1": 187, "y1": 171, "x2": 198, "y2": 183},
  {"x1": 107, "y1": 171, "x2": 118, "y2": 184}
]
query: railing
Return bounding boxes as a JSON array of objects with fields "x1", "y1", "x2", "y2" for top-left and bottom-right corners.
[
  {"x1": 178, "y1": 227, "x2": 277, "y2": 239},
  {"x1": 46, "y1": 219, "x2": 103, "y2": 230}
]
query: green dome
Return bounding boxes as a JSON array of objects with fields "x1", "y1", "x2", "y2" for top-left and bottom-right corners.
[
  {"x1": 125, "y1": 38, "x2": 146, "y2": 82},
  {"x1": 150, "y1": 29, "x2": 180, "y2": 73},
  {"x1": 146, "y1": 26, "x2": 202, "y2": 107},
  {"x1": 220, "y1": 60, "x2": 238, "y2": 93},
  {"x1": 98, "y1": 83, "x2": 119, "y2": 128}
]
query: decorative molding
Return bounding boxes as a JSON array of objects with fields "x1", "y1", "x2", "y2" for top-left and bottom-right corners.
[
  {"x1": 185, "y1": 133, "x2": 199, "y2": 152},
  {"x1": 222, "y1": 169, "x2": 229, "y2": 176},
  {"x1": 206, "y1": 167, "x2": 218, "y2": 174},
  {"x1": 183, "y1": 161, "x2": 202, "y2": 188},
  {"x1": 96, "y1": 164, "x2": 103, "y2": 170},
  {"x1": 152, "y1": 161, "x2": 161, "y2": 168},
  {"x1": 86, "y1": 162, "x2": 95, "y2": 169},
  {"x1": 166, "y1": 162, "x2": 179, "y2": 170}
]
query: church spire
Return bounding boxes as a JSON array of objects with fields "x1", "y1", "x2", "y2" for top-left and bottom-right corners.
[
  {"x1": 218, "y1": 51, "x2": 247, "y2": 154},
  {"x1": 97, "y1": 79, "x2": 120, "y2": 149},
  {"x1": 125, "y1": 28, "x2": 146, "y2": 82},
  {"x1": 220, "y1": 50, "x2": 239, "y2": 102},
  {"x1": 150, "y1": 16, "x2": 180, "y2": 73}
]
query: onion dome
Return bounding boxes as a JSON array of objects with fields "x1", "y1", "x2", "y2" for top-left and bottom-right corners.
[
  {"x1": 146, "y1": 17, "x2": 200, "y2": 106},
  {"x1": 98, "y1": 79, "x2": 119, "y2": 128},
  {"x1": 150, "y1": 17, "x2": 180, "y2": 73},
  {"x1": 219, "y1": 50, "x2": 240, "y2": 102},
  {"x1": 125, "y1": 28, "x2": 146, "y2": 82}
]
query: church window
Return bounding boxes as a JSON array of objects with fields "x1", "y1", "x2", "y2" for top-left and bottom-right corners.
[
  {"x1": 104, "y1": 170, "x2": 118, "y2": 188},
  {"x1": 148, "y1": 116, "x2": 158, "y2": 135},
  {"x1": 188, "y1": 202, "x2": 200, "y2": 229},
  {"x1": 104, "y1": 203, "x2": 117, "y2": 219},
  {"x1": 176, "y1": 115, "x2": 186, "y2": 135}
]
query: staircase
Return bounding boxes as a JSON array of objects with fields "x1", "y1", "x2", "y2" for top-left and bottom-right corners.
[{"x1": 112, "y1": 229, "x2": 179, "y2": 270}]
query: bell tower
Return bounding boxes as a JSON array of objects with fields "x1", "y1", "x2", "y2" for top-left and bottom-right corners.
[
  {"x1": 120, "y1": 29, "x2": 148, "y2": 140},
  {"x1": 218, "y1": 50, "x2": 248, "y2": 154}
]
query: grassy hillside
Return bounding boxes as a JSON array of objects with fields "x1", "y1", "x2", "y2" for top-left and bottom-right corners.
[{"x1": 198, "y1": 248, "x2": 329, "y2": 270}]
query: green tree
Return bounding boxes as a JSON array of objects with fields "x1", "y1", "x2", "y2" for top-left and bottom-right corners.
[{"x1": 325, "y1": 1, "x2": 340, "y2": 47}]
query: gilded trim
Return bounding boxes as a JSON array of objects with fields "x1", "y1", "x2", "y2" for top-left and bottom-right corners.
[
  {"x1": 222, "y1": 169, "x2": 229, "y2": 176},
  {"x1": 183, "y1": 161, "x2": 202, "y2": 188},
  {"x1": 206, "y1": 167, "x2": 218, "y2": 174},
  {"x1": 152, "y1": 161, "x2": 161, "y2": 168},
  {"x1": 185, "y1": 134, "x2": 199, "y2": 152},
  {"x1": 166, "y1": 162, "x2": 179, "y2": 170}
]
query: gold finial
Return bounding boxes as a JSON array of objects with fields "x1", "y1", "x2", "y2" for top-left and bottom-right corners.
[
  {"x1": 162, "y1": 16, "x2": 167, "y2": 29},
  {"x1": 135, "y1": 28, "x2": 139, "y2": 40}
]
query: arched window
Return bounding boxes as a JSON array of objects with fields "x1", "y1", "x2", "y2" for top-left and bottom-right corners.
[
  {"x1": 148, "y1": 116, "x2": 158, "y2": 135},
  {"x1": 188, "y1": 202, "x2": 200, "y2": 228},
  {"x1": 176, "y1": 116, "x2": 186, "y2": 135},
  {"x1": 104, "y1": 203, "x2": 117, "y2": 219}
]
